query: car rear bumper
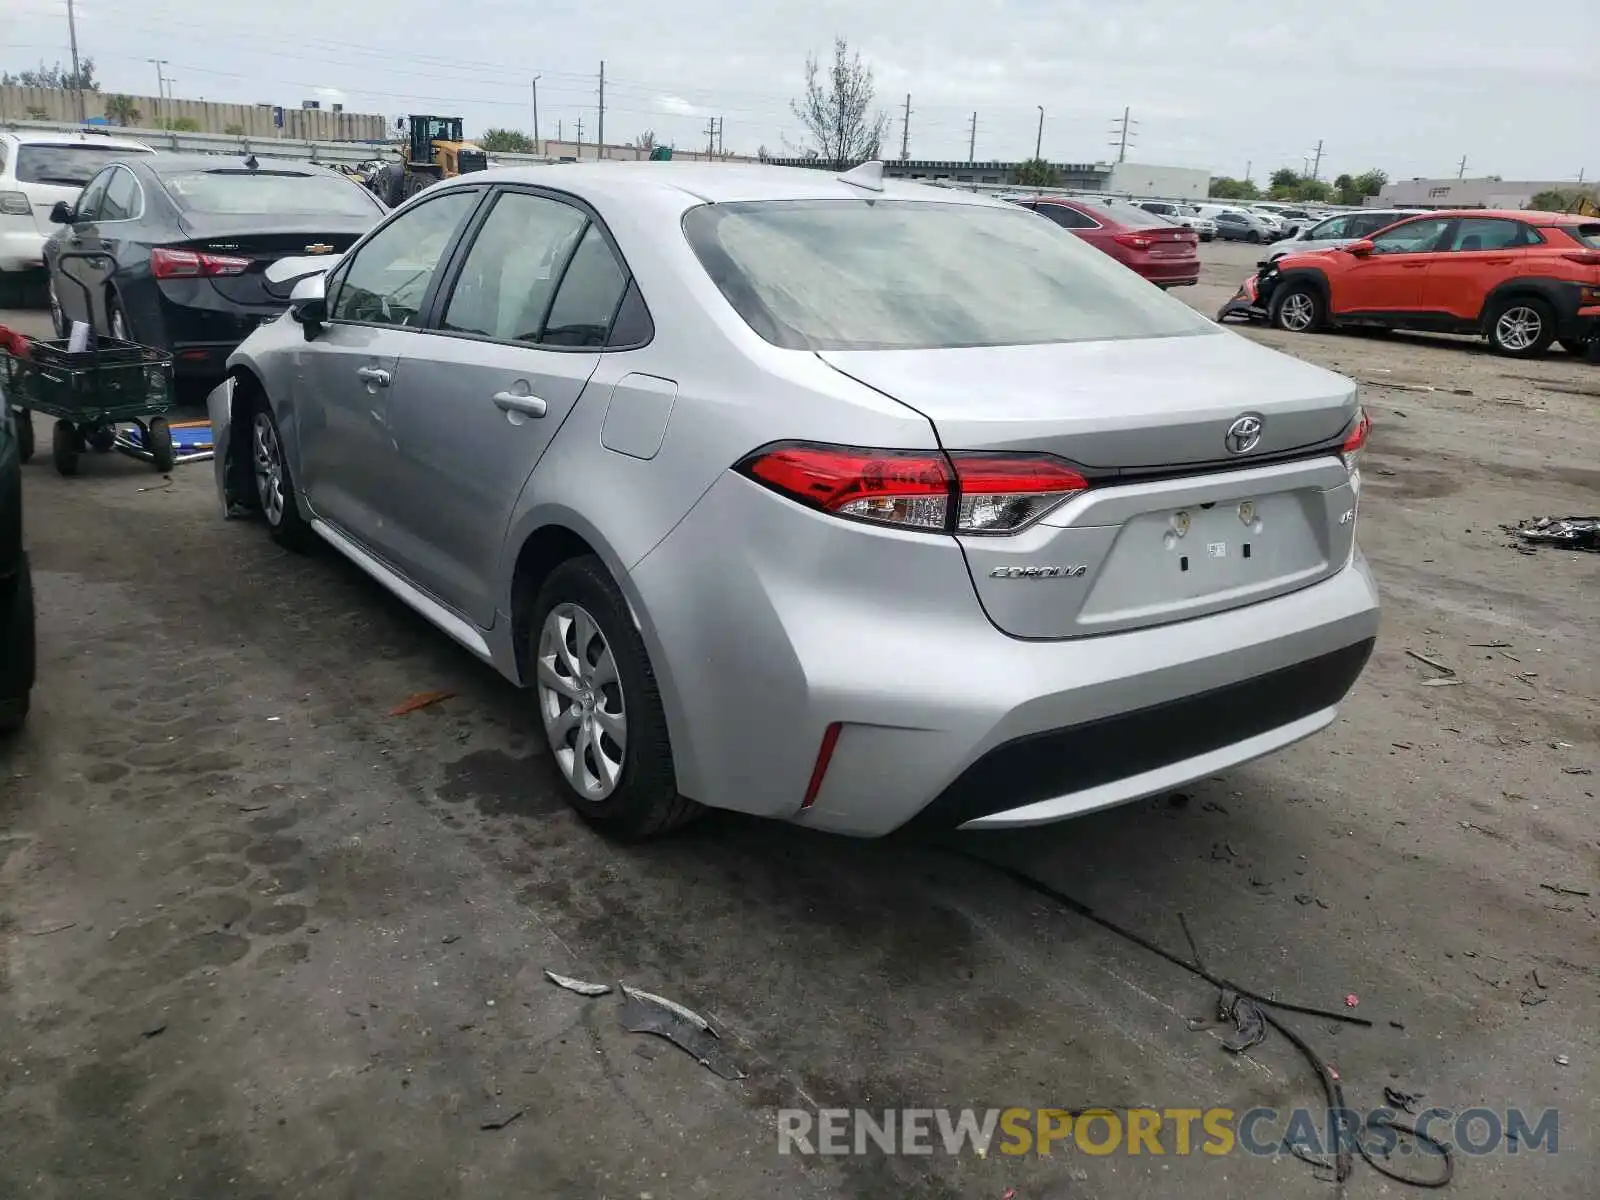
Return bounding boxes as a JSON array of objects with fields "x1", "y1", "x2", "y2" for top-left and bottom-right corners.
[
  {"x1": 627, "y1": 472, "x2": 1381, "y2": 837},
  {"x1": 1134, "y1": 259, "x2": 1199, "y2": 286}
]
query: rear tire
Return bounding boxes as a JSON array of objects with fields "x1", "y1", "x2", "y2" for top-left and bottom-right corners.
[
  {"x1": 1271, "y1": 284, "x2": 1325, "y2": 333},
  {"x1": 251, "y1": 404, "x2": 315, "y2": 551},
  {"x1": 1487, "y1": 297, "x2": 1555, "y2": 358},
  {"x1": 528, "y1": 556, "x2": 696, "y2": 839},
  {"x1": 51, "y1": 420, "x2": 81, "y2": 476},
  {"x1": 0, "y1": 555, "x2": 34, "y2": 734},
  {"x1": 400, "y1": 172, "x2": 431, "y2": 201},
  {"x1": 14, "y1": 409, "x2": 34, "y2": 463},
  {"x1": 1247, "y1": 230, "x2": 1262, "y2": 244}
]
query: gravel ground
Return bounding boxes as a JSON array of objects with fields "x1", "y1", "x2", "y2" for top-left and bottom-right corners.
[{"x1": 1, "y1": 245, "x2": 1597, "y2": 1199}]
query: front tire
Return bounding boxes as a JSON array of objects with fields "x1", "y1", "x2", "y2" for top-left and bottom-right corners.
[
  {"x1": 529, "y1": 556, "x2": 695, "y2": 839},
  {"x1": 251, "y1": 405, "x2": 314, "y2": 550},
  {"x1": 1487, "y1": 298, "x2": 1554, "y2": 358},
  {"x1": 1271, "y1": 284, "x2": 1324, "y2": 333},
  {"x1": 1247, "y1": 230, "x2": 1262, "y2": 244},
  {"x1": 51, "y1": 420, "x2": 81, "y2": 476},
  {"x1": 145, "y1": 417, "x2": 176, "y2": 472}
]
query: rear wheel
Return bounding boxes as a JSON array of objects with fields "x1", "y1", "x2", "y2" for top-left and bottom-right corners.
[
  {"x1": 251, "y1": 405, "x2": 314, "y2": 550},
  {"x1": 1246, "y1": 230, "x2": 1262, "y2": 244},
  {"x1": 400, "y1": 172, "x2": 431, "y2": 201},
  {"x1": 1487, "y1": 298, "x2": 1554, "y2": 358},
  {"x1": 145, "y1": 417, "x2": 176, "y2": 472},
  {"x1": 529, "y1": 556, "x2": 696, "y2": 839},
  {"x1": 14, "y1": 410, "x2": 33, "y2": 463},
  {"x1": 1271, "y1": 284, "x2": 1324, "y2": 333}
]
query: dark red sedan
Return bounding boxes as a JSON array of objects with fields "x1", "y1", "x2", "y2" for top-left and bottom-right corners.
[{"x1": 1016, "y1": 196, "x2": 1199, "y2": 288}]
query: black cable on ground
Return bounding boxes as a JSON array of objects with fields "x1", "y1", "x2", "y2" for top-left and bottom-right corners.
[{"x1": 940, "y1": 845, "x2": 1454, "y2": 1190}]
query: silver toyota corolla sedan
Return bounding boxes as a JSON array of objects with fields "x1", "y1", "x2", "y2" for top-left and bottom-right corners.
[{"x1": 209, "y1": 161, "x2": 1379, "y2": 839}]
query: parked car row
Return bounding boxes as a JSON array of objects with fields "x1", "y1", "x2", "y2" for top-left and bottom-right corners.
[
  {"x1": 1219, "y1": 208, "x2": 1600, "y2": 358},
  {"x1": 1016, "y1": 196, "x2": 1199, "y2": 287}
]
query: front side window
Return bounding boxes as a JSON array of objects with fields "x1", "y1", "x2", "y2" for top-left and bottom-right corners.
[
  {"x1": 1309, "y1": 216, "x2": 1349, "y2": 239},
  {"x1": 442, "y1": 191, "x2": 588, "y2": 341},
  {"x1": 683, "y1": 199, "x2": 1213, "y2": 352},
  {"x1": 1370, "y1": 217, "x2": 1452, "y2": 254},
  {"x1": 330, "y1": 190, "x2": 479, "y2": 326},
  {"x1": 99, "y1": 166, "x2": 141, "y2": 221},
  {"x1": 1038, "y1": 203, "x2": 1095, "y2": 229},
  {"x1": 73, "y1": 170, "x2": 112, "y2": 221}
]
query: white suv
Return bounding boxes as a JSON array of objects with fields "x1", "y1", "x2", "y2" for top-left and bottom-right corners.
[{"x1": 0, "y1": 129, "x2": 154, "y2": 300}]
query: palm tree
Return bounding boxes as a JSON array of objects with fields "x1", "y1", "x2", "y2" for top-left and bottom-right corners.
[{"x1": 103, "y1": 94, "x2": 141, "y2": 127}]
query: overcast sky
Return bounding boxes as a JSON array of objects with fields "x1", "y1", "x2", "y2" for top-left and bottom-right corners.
[{"x1": 10, "y1": 0, "x2": 1598, "y2": 182}]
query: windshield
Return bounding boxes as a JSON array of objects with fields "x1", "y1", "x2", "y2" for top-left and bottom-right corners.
[
  {"x1": 159, "y1": 170, "x2": 381, "y2": 216},
  {"x1": 682, "y1": 199, "x2": 1214, "y2": 352},
  {"x1": 16, "y1": 144, "x2": 149, "y2": 186}
]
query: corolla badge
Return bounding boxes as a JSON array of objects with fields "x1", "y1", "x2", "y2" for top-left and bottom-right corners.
[
  {"x1": 990, "y1": 565, "x2": 1088, "y2": 579},
  {"x1": 1224, "y1": 413, "x2": 1264, "y2": 454}
]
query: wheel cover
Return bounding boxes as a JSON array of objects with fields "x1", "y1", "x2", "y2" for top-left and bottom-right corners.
[
  {"x1": 1495, "y1": 306, "x2": 1541, "y2": 351},
  {"x1": 1280, "y1": 292, "x2": 1316, "y2": 331},
  {"x1": 536, "y1": 603, "x2": 627, "y2": 801},
  {"x1": 251, "y1": 413, "x2": 286, "y2": 525}
]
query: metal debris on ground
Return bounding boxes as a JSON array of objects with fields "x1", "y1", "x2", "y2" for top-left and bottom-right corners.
[
  {"x1": 1539, "y1": 883, "x2": 1591, "y2": 898},
  {"x1": 618, "y1": 984, "x2": 744, "y2": 1080},
  {"x1": 1555, "y1": 1055, "x2": 1570, "y2": 1067},
  {"x1": 1188, "y1": 989, "x2": 1266, "y2": 1054},
  {"x1": 543, "y1": 969, "x2": 612, "y2": 997},
  {"x1": 479, "y1": 1107, "x2": 525, "y2": 1130},
  {"x1": 1404, "y1": 649, "x2": 1456, "y2": 677},
  {"x1": 389, "y1": 689, "x2": 457, "y2": 716},
  {"x1": 1560, "y1": 767, "x2": 1592, "y2": 775},
  {"x1": 1421, "y1": 678, "x2": 1463, "y2": 687},
  {"x1": 1504, "y1": 516, "x2": 1600, "y2": 552},
  {"x1": 1383, "y1": 1086, "x2": 1423, "y2": 1114}
]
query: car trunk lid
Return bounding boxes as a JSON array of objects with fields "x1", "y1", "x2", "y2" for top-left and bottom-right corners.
[
  {"x1": 818, "y1": 331, "x2": 1362, "y2": 638},
  {"x1": 170, "y1": 215, "x2": 363, "y2": 305}
]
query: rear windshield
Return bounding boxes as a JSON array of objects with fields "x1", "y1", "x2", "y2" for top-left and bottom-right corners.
[
  {"x1": 1093, "y1": 199, "x2": 1178, "y2": 227},
  {"x1": 1561, "y1": 223, "x2": 1600, "y2": 249},
  {"x1": 159, "y1": 170, "x2": 380, "y2": 216},
  {"x1": 16, "y1": 144, "x2": 149, "y2": 186},
  {"x1": 683, "y1": 200, "x2": 1212, "y2": 351}
]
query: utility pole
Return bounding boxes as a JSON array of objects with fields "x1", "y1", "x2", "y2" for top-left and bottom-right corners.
[
  {"x1": 706, "y1": 116, "x2": 717, "y2": 159},
  {"x1": 1245, "y1": 159, "x2": 1252, "y2": 182},
  {"x1": 65, "y1": 0, "x2": 84, "y2": 122},
  {"x1": 967, "y1": 111, "x2": 976, "y2": 163},
  {"x1": 717, "y1": 117, "x2": 724, "y2": 157},
  {"x1": 597, "y1": 61, "x2": 605, "y2": 159},
  {"x1": 147, "y1": 59, "x2": 167, "y2": 128},
  {"x1": 1456, "y1": 154, "x2": 1468, "y2": 179},
  {"x1": 1310, "y1": 139, "x2": 1324, "y2": 180},
  {"x1": 899, "y1": 93, "x2": 911, "y2": 161},
  {"x1": 1110, "y1": 106, "x2": 1135, "y2": 163},
  {"x1": 1035, "y1": 106, "x2": 1044, "y2": 161},
  {"x1": 575, "y1": 116, "x2": 584, "y2": 159},
  {"x1": 531, "y1": 77, "x2": 540, "y2": 147}
]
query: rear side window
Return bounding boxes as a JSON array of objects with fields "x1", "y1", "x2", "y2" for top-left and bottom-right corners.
[
  {"x1": 682, "y1": 199, "x2": 1213, "y2": 352},
  {"x1": 541, "y1": 224, "x2": 629, "y2": 347},
  {"x1": 1446, "y1": 218, "x2": 1537, "y2": 251},
  {"x1": 1560, "y1": 223, "x2": 1600, "y2": 249},
  {"x1": 99, "y1": 167, "x2": 141, "y2": 221},
  {"x1": 1037, "y1": 203, "x2": 1096, "y2": 229},
  {"x1": 443, "y1": 192, "x2": 588, "y2": 341}
]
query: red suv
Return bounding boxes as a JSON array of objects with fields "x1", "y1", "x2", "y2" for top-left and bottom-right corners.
[
  {"x1": 1019, "y1": 197, "x2": 1199, "y2": 288},
  {"x1": 1239, "y1": 210, "x2": 1600, "y2": 357}
]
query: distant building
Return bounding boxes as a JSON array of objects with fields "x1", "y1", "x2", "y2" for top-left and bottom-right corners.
[{"x1": 1372, "y1": 177, "x2": 1597, "y2": 210}]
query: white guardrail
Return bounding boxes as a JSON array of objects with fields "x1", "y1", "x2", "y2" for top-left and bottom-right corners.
[{"x1": 0, "y1": 119, "x2": 557, "y2": 169}]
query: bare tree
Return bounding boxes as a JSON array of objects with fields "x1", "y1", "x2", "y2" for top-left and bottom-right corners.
[
  {"x1": 631, "y1": 129, "x2": 657, "y2": 152},
  {"x1": 790, "y1": 38, "x2": 888, "y2": 171}
]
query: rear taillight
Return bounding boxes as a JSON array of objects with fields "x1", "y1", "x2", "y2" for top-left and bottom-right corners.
[
  {"x1": 1114, "y1": 232, "x2": 1159, "y2": 250},
  {"x1": 736, "y1": 442, "x2": 1089, "y2": 534},
  {"x1": 151, "y1": 247, "x2": 252, "y2": 279},
  {"x1": 1340, "y1": 408, "x2": 1370, "y2": 472},
  {"x1": 0, "y1": 191, "x2": 31, "y2": 216}
]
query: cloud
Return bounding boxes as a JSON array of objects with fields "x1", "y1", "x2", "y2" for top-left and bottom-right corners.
[{"x1": 656, "y1": 95, "x2": 700, "y2": 117}]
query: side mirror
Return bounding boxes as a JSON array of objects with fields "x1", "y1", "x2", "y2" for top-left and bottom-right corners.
[
  {"x1": 49, "y1": 201, "x2": 74, "y2": 224},
  {"x1": 1346, "y1": 240, "x2": 1375, "y2": 256},
  {"x1": 288, "y1": 272, "x2": 328, "y2": 335}
]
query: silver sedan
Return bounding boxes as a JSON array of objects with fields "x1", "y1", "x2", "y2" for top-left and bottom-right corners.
[{"x1": 210, "y1": 162, "x2": 1378, "y2": 838}]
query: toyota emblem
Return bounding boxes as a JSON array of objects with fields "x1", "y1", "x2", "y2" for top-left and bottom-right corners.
[{"x1": 1224, "y1": 414, "x2": 1264, "y2": 455}]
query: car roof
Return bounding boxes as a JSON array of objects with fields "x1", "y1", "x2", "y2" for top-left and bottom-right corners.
[
  {"x1": 463, "y1": 161, "x2": 1011, "y2": 210},
  {"x1": 4, "y1": 129, "x2": 153, "y2": 151},
  {"x1": 1390, "y1": 208, "x2": 1591, "y2": 225}
]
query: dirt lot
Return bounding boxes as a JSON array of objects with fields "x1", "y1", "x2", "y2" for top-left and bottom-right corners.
[{"x1": 2, "y1": 248, "x2": 1597, "y2": 1199}]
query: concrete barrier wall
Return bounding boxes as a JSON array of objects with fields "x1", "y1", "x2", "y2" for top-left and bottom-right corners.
[{"x1": 0, "y1": 86, "x2": 387, "y2": 140}]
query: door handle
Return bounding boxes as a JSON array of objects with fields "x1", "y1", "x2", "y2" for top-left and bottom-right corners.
[
  {"x1": 493, "y1": 391, "x2": 548, "y2": 418},
  {"x1": 356, "y1": 366, "x2": 391, "y2": 386},
  {"x1": 1402, "y1": 263, "x2": 1428, "y2": 269}
]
